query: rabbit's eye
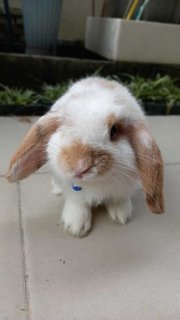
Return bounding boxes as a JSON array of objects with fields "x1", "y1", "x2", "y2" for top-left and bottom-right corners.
[{"x1": 110, "y1": 124, "x2": 119, "y2": 141}]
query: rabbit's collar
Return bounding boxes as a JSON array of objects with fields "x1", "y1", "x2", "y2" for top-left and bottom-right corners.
[{"x1": 72, "y1": 184, "x2": 82, "y2": 191}]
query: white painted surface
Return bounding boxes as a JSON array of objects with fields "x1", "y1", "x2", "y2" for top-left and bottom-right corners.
[{"x1": 85, "y1": 17, "x2": 180, "y2": 63}]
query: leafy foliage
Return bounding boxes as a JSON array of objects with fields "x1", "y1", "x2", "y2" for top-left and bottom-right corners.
[
  {"x1": 112, "y1": 74, "x2": 180, "y2": 113},
  {"x1": 38, "y1": 83, "x2": 69, "y2": 105},
  {"x1": 125, "y1": 74, "x2": 180, "y2": 110},
  {"x1": 0, "y1": 76, "x2": 180, "y2": 114},
  {"x1": 0, "y1": 85, "x2": 36, "y2": 105}
]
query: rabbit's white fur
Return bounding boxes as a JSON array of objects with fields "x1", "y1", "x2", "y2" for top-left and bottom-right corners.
[{"x1": 47, "y1": 77, "x2": 145, "y2": 237}]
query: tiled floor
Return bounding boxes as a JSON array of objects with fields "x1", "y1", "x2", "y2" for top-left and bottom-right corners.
[{"x1": 1, "y1": 116, "x2": 180, "y2": 320}]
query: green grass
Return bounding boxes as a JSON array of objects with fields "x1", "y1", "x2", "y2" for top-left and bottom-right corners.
[{"x1": 0, "y1": 75, "x2": 180, "y2": 114}]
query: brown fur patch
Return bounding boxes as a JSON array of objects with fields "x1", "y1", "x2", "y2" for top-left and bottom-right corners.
[
  {"x1": 60, "y1": 140, "x2": 113, "y2": 176},
  {"x1": 127, "y1": 122, "x2": 164, "y2": 214},
  {"x1": 106, "y1": 114, "x2": 127, "y2": 141},
  {"x1": 6, "y1": 114, "x2": 59, "y2": 182}
]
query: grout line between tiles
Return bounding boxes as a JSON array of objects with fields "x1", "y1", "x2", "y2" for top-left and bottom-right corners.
[{"x1": 17, "y1": 182, "x2": 31, "y2": 320}]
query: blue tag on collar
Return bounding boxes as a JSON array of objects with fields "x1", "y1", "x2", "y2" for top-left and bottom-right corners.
[{"x1": 72, "y1": 184, "x2": 82, "y2": 191}]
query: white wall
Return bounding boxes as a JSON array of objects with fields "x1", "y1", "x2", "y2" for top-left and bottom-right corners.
[
  {"x1": 60, "y1": 0, "x2": 91, "y2": 40},
  {"x1": 0, "y1": 0, "x2": 104, "y2": 41}
]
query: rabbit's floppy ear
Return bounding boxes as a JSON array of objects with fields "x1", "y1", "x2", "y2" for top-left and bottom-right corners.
[
  {"x1": 127, "y1": 121, "x2": 164, "y2": 214},
  {"x1": 6, "y1": 113, "x2": 60, "y2": 182}
]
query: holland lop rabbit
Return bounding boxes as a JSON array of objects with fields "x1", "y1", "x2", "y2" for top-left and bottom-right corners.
[{"x1": 6, "y1": 77, "x2": 164, "y2": 237}]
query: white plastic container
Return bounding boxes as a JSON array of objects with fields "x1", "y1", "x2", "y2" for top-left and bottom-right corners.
[{"x1": 85, "y1": 17, "x2": 180, "y2": 64}]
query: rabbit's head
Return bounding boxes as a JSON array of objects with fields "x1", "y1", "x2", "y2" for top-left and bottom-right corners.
[{"x1": 6, "y1": 77, "x2": 164, "y2": 214}]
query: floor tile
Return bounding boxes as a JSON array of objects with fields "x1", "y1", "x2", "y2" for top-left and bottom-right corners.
[
  {"x1": 148, "y1": 116, "x2": 180, "y2": 164},
  {"x1": 0, "y1": 117, "x2": 33, "y2": 175},
  {"x1": 0, "y1": 117, "x2": 49, "y2": 175},
  {"x1": 20, "y1": 165, "x2": 180, "y2": 320},
  {"x1": 0, "y1": 178, "x2": 27, "y2": 320}
]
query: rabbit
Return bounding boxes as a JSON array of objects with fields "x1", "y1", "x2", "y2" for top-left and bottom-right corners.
[{"x1": 6, "y1": 77, "x2": 164, "y2": 237}]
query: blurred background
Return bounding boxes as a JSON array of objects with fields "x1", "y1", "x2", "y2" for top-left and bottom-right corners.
[
  {"x1": 0, "y1": 0, "x2": 179, "y2": 55},
  {"x1": 0, "y1": 0, "x2": 179, "y2": 115}
]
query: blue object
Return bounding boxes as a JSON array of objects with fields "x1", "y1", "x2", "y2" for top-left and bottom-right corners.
[
  {"x1": 22, "y1": 0, "x2": 63, "y2": 54},
  {"x1": 135, "y1": 0, "x2": 150, "y2": 20},
  {"x1": 72, "y1": 184, "x2": 82, "y2": 191}
]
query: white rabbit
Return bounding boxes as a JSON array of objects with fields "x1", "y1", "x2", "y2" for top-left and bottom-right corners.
[{"x1": 6, "y1": 77, "x2": 164, "y2": 237}]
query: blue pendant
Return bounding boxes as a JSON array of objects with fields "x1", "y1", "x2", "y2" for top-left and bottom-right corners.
[{"x1": 72, "y1": 184, "x2": 82, "y2": 191}]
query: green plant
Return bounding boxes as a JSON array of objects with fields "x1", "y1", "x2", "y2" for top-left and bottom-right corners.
[
  {"x1": 0, "y1": 85, "x2": 36, "y2": 105},
  {"x1": 0, "y1": 91, "x2": 8, "y2": 104},
  {"x1": 124, "y1": 74, "x2": 180, "y2": 113},
  {"x1": 39, "y1": 83, "x2": 70, "y2": 104},
  {"x1": 0, "y1": 76, "x2": 179, "y2": 115}
]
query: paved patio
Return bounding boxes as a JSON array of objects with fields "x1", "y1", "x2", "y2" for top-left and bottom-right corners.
[{"x1": 1, "y1": 116, "x2": 180, "y2": 320}]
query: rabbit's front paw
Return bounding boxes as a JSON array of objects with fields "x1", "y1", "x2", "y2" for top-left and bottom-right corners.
[
  {"x1": 61, "y1": 201, "x2": 92, "y2": 237},
  {"x1": 107, "y1": 199, "x2": 132, "y2": 225}
]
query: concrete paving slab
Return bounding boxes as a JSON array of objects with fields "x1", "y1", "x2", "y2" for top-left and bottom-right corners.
[
  {"x1": 147, "y1": 116, "x2": 180, "y2": 164},
  {"x1": 0, "y1": 117, "x2": 33, "y2": 175},
  {"x1": 0, "y1": 178, "x2": 27, "y2": 320},
  {"x1": 20, "y1": 165, "x2": 180, "y2": 320},
  {"x1": 0, "y1": 117, "x2": 49, "y2": 175}
]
